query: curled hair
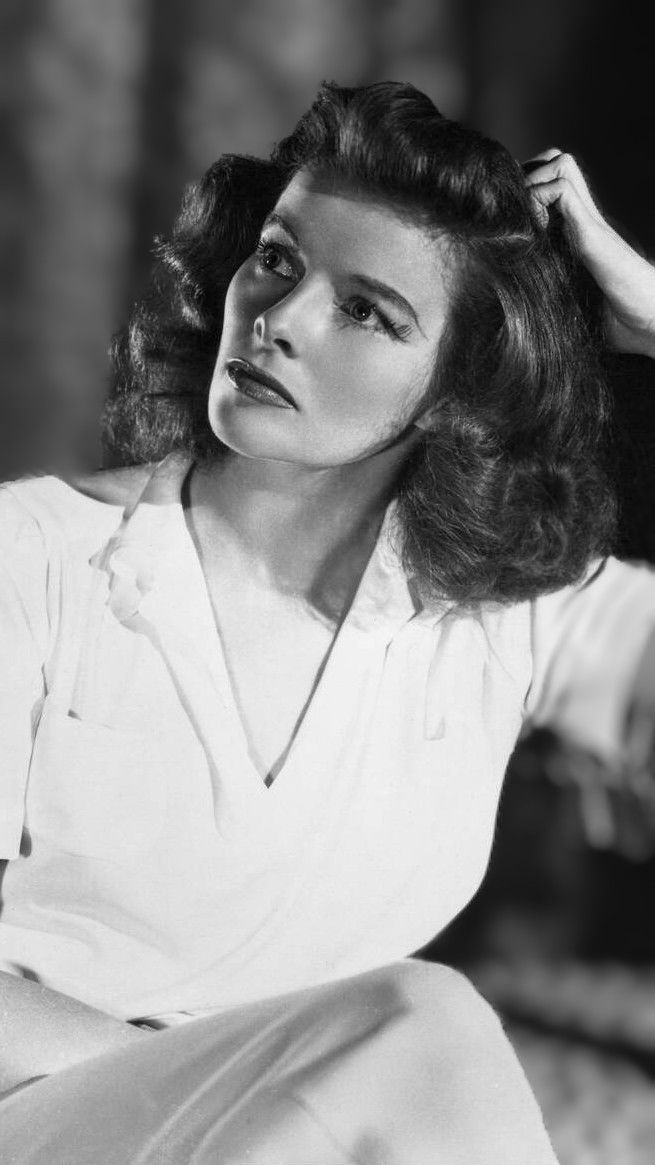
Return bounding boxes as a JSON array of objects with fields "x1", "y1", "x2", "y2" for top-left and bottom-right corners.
[{"x1": 104, "y1": 80, "x2": 616, "y2": 606}]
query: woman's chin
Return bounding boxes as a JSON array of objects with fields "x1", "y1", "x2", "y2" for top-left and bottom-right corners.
[
  {"x1": 207, "y1": 397, "x2": 295, "y2": 458},
  {"x1": 207, "y1": 417, "x2": 298, "y2": 464}
]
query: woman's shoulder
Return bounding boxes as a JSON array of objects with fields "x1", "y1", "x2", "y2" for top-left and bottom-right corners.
[
  {"x1": 63, "y1": 462, "x2": 154, "y2": 508},
  {"x1": 0, "y1": 463, "x2": 154, "y2": 547}
]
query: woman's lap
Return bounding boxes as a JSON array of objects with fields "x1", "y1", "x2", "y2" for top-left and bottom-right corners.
[{"x1": 0, "y1": 960, "x2": 558, "y2": 1164}]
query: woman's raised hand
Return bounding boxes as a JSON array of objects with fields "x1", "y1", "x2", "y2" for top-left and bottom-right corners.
[{"x1": 524, "y1": 149, "x2": 655, "y2": 358}]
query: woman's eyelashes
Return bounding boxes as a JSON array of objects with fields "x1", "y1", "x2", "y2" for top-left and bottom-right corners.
[
  {"x1": 254, "y1": 237, "x2": 411, "y2": 341},
  {"x1": 337, "y1": 296, "x2": 411, "y2": 340},
  {"x1": 255, "y1": 239, "x2": 296, "y2": 280}
]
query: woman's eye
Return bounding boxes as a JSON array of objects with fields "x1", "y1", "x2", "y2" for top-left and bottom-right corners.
[
  {"x1": 347, "y1": 298, "x2": 375, "y2": 324},
  {"x1": 255, "y1": 240, "x2": 295, "y2": 279},
  {"x1": 341, "y1": 296, "x2": 405, "y2": 338}
]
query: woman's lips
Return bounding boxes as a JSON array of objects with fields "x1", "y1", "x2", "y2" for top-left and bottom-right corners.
[{"x1": 226, "y1": 359, "x2": 296, "y2": 409}]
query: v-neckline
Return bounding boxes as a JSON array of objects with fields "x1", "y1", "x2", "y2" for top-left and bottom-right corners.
[
  {"x1": 95, "y1": 451, "x2": 421, "y2": 808},
  {"x1": 178, "y1": 459, "x2": 388, "y2": 793}
]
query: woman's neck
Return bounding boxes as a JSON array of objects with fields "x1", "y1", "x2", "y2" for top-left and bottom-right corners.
[{"x1": 189, "y1": 443, "x2": 413, "y2": 612}]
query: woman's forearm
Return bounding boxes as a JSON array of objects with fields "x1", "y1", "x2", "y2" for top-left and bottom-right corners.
[{"x1": 0, "y1": 970, "x2": 149, "y2": 1092}]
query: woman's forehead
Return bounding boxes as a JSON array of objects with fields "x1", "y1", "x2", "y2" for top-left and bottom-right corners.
[
  {"x1": 274, "y1": 169, "x2": 430, "y2": 236},
  {"x1": 270, "y1": 170, "x2": 453, "y2": 309}
]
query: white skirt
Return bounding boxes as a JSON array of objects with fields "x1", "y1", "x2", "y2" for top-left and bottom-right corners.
[{"x1": 0, "y1": 961, "x2": 558, "y2": 1164}]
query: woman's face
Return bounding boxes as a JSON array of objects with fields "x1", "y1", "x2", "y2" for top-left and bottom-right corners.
[{"x1": 209, "y1": 170, "x2": 451, "y2": 468}]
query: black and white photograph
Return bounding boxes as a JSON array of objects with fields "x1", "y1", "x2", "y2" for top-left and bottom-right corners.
[{"x1": 1, "y1": 2, "x2": 655, "y2": 1161}]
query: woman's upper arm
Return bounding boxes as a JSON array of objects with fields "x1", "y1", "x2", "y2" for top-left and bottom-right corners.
[
  {"x1": 525, "y1": 556, "x2": 655, "y2": 762},
  {"x1": 0, "y1": 487, "x2": 49, "y2": 859}
]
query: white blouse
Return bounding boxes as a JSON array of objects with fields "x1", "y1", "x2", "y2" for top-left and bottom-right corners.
[{"x1": 1, "y1": 452, "x2": 655, "y2": 1024}]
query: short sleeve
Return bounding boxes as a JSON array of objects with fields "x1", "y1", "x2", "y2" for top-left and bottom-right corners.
[
  {"x1": 525, "y1": 556, "x2": 655, "y2": 762},
  {"x1": 0, "y1": 486, "x2": 49, "y2": 858}
]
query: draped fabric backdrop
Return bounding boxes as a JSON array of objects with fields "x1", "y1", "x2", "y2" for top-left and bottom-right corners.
[{"x1": 1, "y1": 0, "x2": 652, "y2": 482}]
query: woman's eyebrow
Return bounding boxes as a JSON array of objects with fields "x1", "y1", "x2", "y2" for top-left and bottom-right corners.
[
  {"x1": 261, "y1": 212, "x2": 300, "y2": 246},
  {"x1": 350, "y1": 275, "x2": 421, "y2": 329}
]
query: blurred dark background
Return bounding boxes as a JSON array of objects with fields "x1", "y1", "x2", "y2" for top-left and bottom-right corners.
[
  {"x1": 3, "y1": 0, "x2": 655, "y2": 998},
  {"x1": 2, "y1": 0, "x2": 654, "y2": 484},
  {"x1": 2, "y1": 0, "x2": 655, "y2": 954},
  {"x1": 3, "y1": 5, "x2": 655, "y2": 1149}
]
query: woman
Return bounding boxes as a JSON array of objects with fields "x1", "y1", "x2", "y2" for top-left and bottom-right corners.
[{"x1": 0, "y1": 81, "x2": 654, "y2": 1163}]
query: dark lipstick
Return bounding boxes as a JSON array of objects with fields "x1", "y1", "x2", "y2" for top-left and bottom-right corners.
[{"x1": 226, "y1": 359, "x2": 296, "y2": 409}]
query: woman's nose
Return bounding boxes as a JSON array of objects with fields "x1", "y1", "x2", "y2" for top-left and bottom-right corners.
[
  {"x1": 253, "y1": 280, "x2": 318, "y2": 356},
  {"x1": 253, "y1": 294, "x2": 298, "y2": 355},
  {"x1": 253, "y1": 305, "x2": 294, "y2": 355}
]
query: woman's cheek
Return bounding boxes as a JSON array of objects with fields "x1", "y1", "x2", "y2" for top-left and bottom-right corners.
[{"x1": 224, "y1": 261, "x2": 262, "y2": 320}]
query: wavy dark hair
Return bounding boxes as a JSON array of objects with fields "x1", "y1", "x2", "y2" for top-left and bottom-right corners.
[{"x1": 104, "y1": 80, "x2": 616, "y2": 606}]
